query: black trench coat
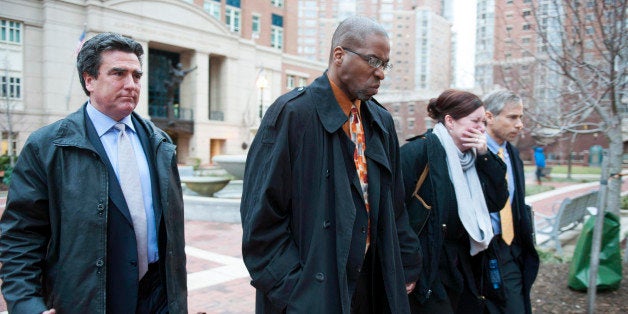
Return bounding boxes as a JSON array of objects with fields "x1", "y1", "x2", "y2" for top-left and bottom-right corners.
[{"x1": 240, "y1": 73, "x2": 421, "y2": 313}]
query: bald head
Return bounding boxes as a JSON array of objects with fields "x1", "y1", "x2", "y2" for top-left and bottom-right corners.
[{"x1": 329, "y1": 16, "x2": 388, "y2": 64}]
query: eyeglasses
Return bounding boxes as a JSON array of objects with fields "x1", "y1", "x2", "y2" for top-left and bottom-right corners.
[{"x1": 341, "y1": 47, "x2": 393, "y2": 71}]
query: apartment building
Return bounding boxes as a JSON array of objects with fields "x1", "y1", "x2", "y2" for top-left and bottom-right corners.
[{"x1": 474, "y1": 0, "x2": 620, "y2": 162}]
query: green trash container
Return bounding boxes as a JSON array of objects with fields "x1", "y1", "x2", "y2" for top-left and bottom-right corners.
[{"x1": 567, "y1": 211, "x2": 622, "y2": 291}]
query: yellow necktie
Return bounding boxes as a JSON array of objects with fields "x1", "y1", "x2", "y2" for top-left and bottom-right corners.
[{"x1": 497, "y1": 148, "x2": 515, "y2": 245}]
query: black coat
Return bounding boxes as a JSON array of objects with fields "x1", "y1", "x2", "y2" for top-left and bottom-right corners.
[
  {"x1": 240, "y1": 73, "x2": 421, "y2": 313},
  {"x1": 400, "y1": 131, "x2": 508, "y2": 309},
  {"x1": 505, "y1": 143, "x2": 540, "y2": 314}
]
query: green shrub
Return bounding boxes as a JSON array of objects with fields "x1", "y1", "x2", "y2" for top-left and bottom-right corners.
[
  {"x1": 536, "y1": 247, "x2": 569, "y2": 264},
  {"x1": 525, "y1": 184, "x2": 555, "y2": 196},
  {"x1": 0, "y1": 154, "x2": 16, "y2": 187},
  {"x1": 187, "y1": 157, "x2": 202, "y2": 170},
  {"x1": 2, "y1": 165, "x2": 12, "y2": 186},
  {"x1": 621, "y1": 194, "x2": 628, "y2": 210}
]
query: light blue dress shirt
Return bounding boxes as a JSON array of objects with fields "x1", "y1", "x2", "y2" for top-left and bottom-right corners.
[
  {"x1": 86, "y1": 103, "x2": 159, "y2": 263},
  {"x1": 486, "y1": 133, "x2": 515, "y2": 235}
]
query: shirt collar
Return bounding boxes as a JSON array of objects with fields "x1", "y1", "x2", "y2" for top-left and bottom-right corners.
[
  {"x1": 328, "y1": 75, "x2": 361, "y2": 117},
  {"x1": 486, "y1": 132, "x2": 507, "y2": 157},
  {"x1": 86, "y1": 101, "x2": 135, "y2": 137}
]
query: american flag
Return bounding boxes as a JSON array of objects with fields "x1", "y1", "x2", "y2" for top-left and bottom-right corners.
[{"x1": 74, "y1": 29, "x2": 86, "y2": 55}]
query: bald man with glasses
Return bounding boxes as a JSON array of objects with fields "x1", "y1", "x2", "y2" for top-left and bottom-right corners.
[{"x1": 240, "y1": 16, "x2": 421, "y2": 313}]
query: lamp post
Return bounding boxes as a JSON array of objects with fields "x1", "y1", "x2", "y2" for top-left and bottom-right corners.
[{"x1": 256, "y1": 75, "x2": 268, "y2": 120}]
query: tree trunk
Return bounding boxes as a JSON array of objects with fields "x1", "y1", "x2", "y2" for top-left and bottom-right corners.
[{"x1": 605, "y1": 119, "x2": 622, "y2": 217}]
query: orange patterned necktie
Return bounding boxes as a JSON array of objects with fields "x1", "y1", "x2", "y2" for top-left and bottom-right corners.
[
  {"x1": 349, "y1": 102, "x2": 370, "y2": 247},
  {"x1": 497, "y1": 148, "x2": 515, "y2": 245}
]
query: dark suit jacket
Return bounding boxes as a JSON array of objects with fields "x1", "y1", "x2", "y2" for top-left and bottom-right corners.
[
  {"x1": 86, "y1": 114, "x2": 165, "y2": 313},
  {"x1": 0, "y1": 104, "x2": 186, "y2": 313},
  {"x1": 507, "y1": 143, "x2": 540, "y2": 314}
]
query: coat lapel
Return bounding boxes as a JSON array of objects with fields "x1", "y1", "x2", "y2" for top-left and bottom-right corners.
[{"x1": 133, "y1": 116, "x2": 163, "y2": 229}]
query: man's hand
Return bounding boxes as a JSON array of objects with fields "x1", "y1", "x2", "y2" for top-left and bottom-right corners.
[
  {"x1": 42, "y1": 309, "x2": 56, "y2": 314},
  {"x1": 405, "y1": 282, "x2": 416, "y2": 294}
]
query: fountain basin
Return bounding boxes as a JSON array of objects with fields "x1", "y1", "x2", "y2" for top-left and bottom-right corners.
[
  {"x1": 212, "y1": 155, "x2": 247, "y2": 180},
  {"x1": 181, "y1": 176, "x2": 230, "y2": 197}
]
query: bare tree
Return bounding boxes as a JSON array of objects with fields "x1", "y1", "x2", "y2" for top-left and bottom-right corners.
[
  {"x1": 495, "y1": 2, "x2": 626, "y2": 312},
  {"x1": 498, "y1": 0, "x2": 626, "y2": 216}
]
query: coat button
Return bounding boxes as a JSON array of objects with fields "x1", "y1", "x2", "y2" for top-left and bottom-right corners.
[
  {"x1": 322, "y1": 220, "x2": 331, "y2": 229},
  {"x1": 96, "y1": 259, "x2": 104, "y2": 267},
  {"x1": 361, "y1": 226, "x2": 366, "y2": 234},
  {"x1": 315, "y1": 272, "x2": 325, "y2": 282},
  {"x1": 325, "y1": 169, "x2": 330, "y2": 178}
]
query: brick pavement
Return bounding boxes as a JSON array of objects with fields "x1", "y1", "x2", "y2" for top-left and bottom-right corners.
[{"x1": 0, "y1": 175, "x2": 626, "y2": 313}]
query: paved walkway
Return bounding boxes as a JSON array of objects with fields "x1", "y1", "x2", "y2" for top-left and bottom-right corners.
[{"x1": 0, "y1": 173, "x2": 626, "y2": 313}]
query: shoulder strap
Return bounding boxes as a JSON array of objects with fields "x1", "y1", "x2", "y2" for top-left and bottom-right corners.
[{"x1": 411, "y1": 164, "x2": 431, "y2": 209}]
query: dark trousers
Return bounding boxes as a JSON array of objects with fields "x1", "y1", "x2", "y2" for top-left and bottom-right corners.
[
  {"x1": 136, "y1": 262, "x2": 168, "y2": 314},
  {"x1": 351, "y1": 248, "x2": 388, "y2": 314},
  {"x1": 485, "y1": 236, "x2": 525, "y2": 314}
]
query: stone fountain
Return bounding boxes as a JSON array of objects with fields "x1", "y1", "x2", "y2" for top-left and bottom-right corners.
[{"x1": 211, "y1": 155, "x2": 247, "y2": 199}]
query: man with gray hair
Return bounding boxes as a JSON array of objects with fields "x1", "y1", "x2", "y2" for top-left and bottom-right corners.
[
  {"x1": 241, "y1": 16, "x2": 421, "y2": 313},
  {"x1": 483, "y1": 90, "x2": 539, "y2": 314}
]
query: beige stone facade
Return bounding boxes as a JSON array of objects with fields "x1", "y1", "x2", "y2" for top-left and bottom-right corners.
[{"x1": 0, "y1": 0, "x2": 325, "y2": 165}]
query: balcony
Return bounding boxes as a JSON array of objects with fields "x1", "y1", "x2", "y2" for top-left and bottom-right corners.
[{"x1": 149, "y1": 104, "x2": 194, "y2": 135}]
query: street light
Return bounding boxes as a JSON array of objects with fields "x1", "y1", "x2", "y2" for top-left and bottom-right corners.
[{"x1": 256, "y1": 75, "x2": 268, "y2": 119}]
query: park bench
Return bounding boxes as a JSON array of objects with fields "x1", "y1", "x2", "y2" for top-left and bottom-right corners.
[{"x1": 535, "y1": 190, "x2": 598, "y2": 254}]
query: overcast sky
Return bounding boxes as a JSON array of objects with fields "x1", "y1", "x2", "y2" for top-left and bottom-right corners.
[{"x1": 452, "y1": 0, "x2": 477, "y2": 89}]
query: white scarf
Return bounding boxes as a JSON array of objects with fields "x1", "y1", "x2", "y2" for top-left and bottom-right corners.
[{"x1": 433, "y1": 123, "x2": 494, "y2": 255}]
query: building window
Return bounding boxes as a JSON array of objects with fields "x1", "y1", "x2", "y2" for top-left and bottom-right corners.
[
  {"x1": 271, "y1": 27, "x2": 283, "y2": 49},
  {"x1": 522, "y1": 10, "x2": 531, "y2": 17},
  {"x1": 408, "y1": 104, "x2": 415, "y2": 114},
  {"x1": 286, "y1": 75, "x2": 295, "y2": 89},
  {"x1": 225, "y1": 6, "x2": 241, "y2": 33},
  {"x1": 271, "y1": 0, "x2": 284, "y2": 8},
  {"x1": 298, "y1": 77, "x2": 306, "y2": 87},
  {"x1": 203, "y1": 0, "x2": 221, "y2": 20},
  {"x1": 522, "y1": 24, "x2": 531, "y2": 30},
  {"x1": 407, "y1": 118, "x2": 415, "y2": 129},
  {"x1": 271, "y1": 14, "x2": 283, "y2": 49},
  {"x1": 252, "y1": 14, "x2": 261, "y2": 35},
  {"x1": 1, "y1": 76, "x2": 21, "y2": 99},
  {"x1": 1, "y1": 19, "x2": 22, "y2": 44}
]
